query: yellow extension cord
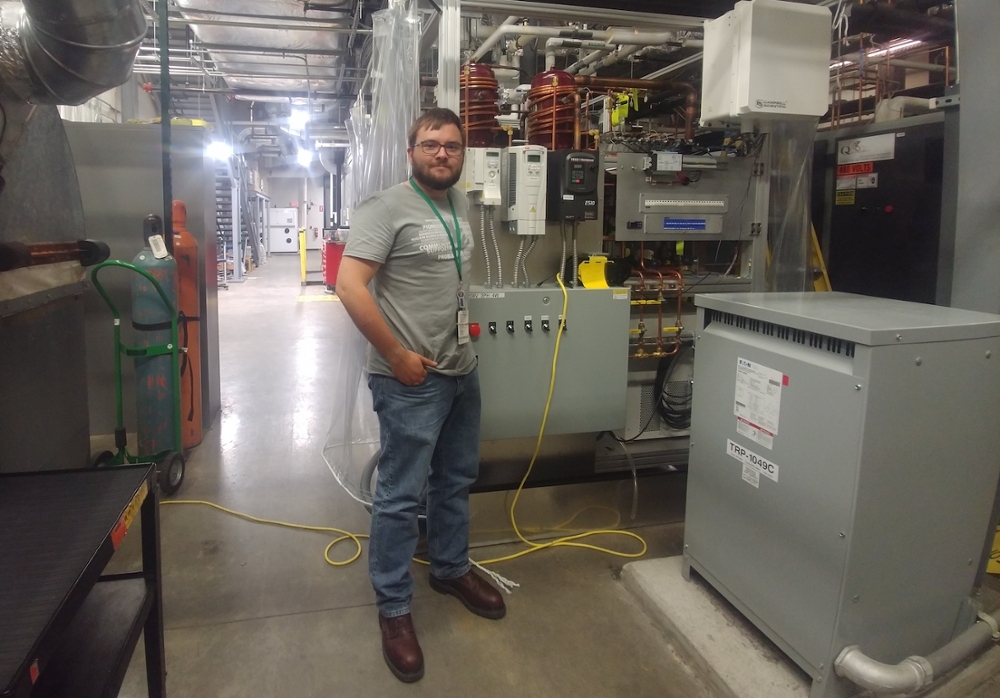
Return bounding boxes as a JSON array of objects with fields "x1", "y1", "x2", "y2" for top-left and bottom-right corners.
[{"x1": 163, "y1": 273, "x2": 647, "y2": 570}]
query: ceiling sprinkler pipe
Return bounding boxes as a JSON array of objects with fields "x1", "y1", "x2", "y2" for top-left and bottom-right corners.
[{"x1": 0, "y1": 0, "x2": 146, "y2": 104}]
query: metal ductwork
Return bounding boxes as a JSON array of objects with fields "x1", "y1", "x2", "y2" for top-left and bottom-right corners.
[
  {"x1": 174, "y1": 0, "x2": 348, "y2": 94},
  {"x1": 0, "y1": 0, "x2": 145, "y2": 105}
]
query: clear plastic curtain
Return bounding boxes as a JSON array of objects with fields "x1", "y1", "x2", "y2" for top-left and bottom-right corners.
[
  {"x1": 323, "y1": 0, "x2": 421, "y2": 507},
  {"x1": 766, "y1": 119, "x2": 819, "y2": 293}
]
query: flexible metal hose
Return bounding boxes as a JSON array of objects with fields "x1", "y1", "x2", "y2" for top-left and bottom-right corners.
[
  {"x1": 488, "y1": 207, "x2": 503, "y2": 288},
  {"x1": 513, "y1": 238, "x2": 524, "y2": 288},
  {"x1": 479, "y1": 205, "x2": 491, "y2": 288},
  {"x1": 522, "y1": 235, "x2": 537, "y2": 287},
  {"x1": 560, "y1": 221, "x2": 567, "y2": 283},
  {"x1": 572, "y1": 222, "x2": 579, "y2": 288}
]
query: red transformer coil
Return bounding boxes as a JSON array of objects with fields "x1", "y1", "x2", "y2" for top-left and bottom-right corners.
[
  {"x1": 460, "y1": 63, "x2": 500, "y2": 147},
  {"x1": 527, "y1": 70, "x2": 580, "y2": 151}
]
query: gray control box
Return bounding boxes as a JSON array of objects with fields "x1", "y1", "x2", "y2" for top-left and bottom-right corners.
[
  {"x1": 614, "y1": 152, "x2": 758, "y2": 241},
  {"x1": 684, "y1": 292, "x2": 1000, "y2": 698},
  {"x1": 469, "y1": 286, "x2": 631, "y2": 441}
]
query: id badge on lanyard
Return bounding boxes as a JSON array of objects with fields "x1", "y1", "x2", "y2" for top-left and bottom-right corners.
[
  {"x1": 410, "y1": 178, "x2": 470, "y2": 345},
  {"x1": 456, "y1": 288, "x2": 469, "y2": 345}
]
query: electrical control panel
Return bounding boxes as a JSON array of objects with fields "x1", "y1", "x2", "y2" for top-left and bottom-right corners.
[
  {"x1": 500, "y1": 145, "x2": 547, "y2": 235},
  {"x1": 468, "y1": 286, "x2": 630, "y2": 440},
  {"x1": 463, "y1": 147, "x2": 502, "y2": 206},
  {"x1": 546, "y1": 150, "x2": 599, "y2": 222},
  {"x1": 613, "y1": 152, "x2": 760, "y2": 241}
]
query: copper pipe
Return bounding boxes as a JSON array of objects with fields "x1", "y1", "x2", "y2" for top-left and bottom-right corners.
[
  {"x1": 463, "y1": 65, "x2": 470, "y2": 141},
  {"x1": 638, "y1": 243, "x2": 665, "y2": 353},
  {"x1": 663, "y1": 268, "x2": 684, "y2": 327},
  {"x1": 527, "y1": 82, "x2": 578, "y2": 150},
  {"x1": 632, "y1": 270, "x2": 647, "y2": 358},
  {"x1": 573, "y1": 91, "x2": 581, "y2": 150},
  {"x1": 574, "y1": 76, "x2": 698, "y2": 139},
  {"x1": 682, "y1": 90, "x2": 696, "y2": 141}
]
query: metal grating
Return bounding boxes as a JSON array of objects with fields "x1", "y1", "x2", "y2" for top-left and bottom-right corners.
[
  {"x1": 706, "y1": 308, "x2": 856, "y2": 358},
  {"x1": 639, "y1": 383, "x2": 656, "y2": 427},
  {"x1": 508, "y1": 152, "x2": 517, "y2": 207}
]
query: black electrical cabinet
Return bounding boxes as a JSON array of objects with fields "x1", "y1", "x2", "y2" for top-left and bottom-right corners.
[
  {"x1": 546, "y1": 150, "x2": 599, "y2": 222},
  {"x1": 814, "y1": 117, "x2": 946, "y2": 304}
]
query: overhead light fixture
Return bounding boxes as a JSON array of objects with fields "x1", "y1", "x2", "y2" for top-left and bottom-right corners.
[
  {"x1": 206, "y1": 141, "x2": 233, "y2": 161},
  {"x1": 288, "y1": 109, "x2": 310, "y2": 133},
  {"x1": 297, "y1": 149, "x2": 314, "y2": 166}
]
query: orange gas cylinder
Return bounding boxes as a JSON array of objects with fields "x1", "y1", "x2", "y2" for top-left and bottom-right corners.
[{"x1": 172, "y1": 200, "x2": 204, "y2": 449}]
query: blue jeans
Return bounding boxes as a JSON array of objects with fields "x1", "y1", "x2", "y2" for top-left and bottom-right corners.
[{"x1": 367, "y1": 368, "x2": 481, "y2": 618}]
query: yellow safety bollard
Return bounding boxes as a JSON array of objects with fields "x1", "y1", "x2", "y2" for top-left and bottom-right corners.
[{"x1": 298, "y1": 228, "x2": 307, "y2": 286}]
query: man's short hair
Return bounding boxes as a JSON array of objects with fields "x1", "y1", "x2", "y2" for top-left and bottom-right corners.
[{"x1": 407, "y1": 108, "x2": 465, "y2": 148}]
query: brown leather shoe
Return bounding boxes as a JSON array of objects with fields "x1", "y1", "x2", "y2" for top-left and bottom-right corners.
[
  {"x1": 430, "y1": 569, "x2": 506, "y2": 620},
  {"x1": 379, "y1": 613, "x2": 424, "y2": 682}
]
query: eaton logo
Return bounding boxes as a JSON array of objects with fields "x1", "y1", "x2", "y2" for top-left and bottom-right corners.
[{"x1": 738, "y1": 358, "x2": 753, "y2": 369}]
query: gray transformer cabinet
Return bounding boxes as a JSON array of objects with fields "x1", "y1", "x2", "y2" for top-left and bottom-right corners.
[{"x1": 683, "y1": 292, "x2": 1000, "y2": 698}]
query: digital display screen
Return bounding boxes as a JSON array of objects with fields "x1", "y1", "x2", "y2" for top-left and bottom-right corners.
[{"x1": 527, "y1": 154, "x2": 541, "y2": 162}]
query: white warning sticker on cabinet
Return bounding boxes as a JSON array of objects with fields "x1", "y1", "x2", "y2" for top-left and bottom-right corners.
[
  {"x1": 741, "y1": 464, "x2": 760, "y2": 488},
  {"x1": 728, "y1": 439, "x2": 779, "y2": 485},
  {"x1": 737, "y1": 417, "x2": 773, "y2": 449},
  {"x1": 734, "y1": 357, "x2": 784, "y2": 448}
]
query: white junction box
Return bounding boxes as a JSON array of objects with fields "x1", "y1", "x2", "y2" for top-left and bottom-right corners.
[
  {"x1": 268, "y1": 207, "x2": 298, "y2": 227},
  {"x1": 500, "y1": 145, "x2": 546, "y2": 236},
  {"x1": 684, "y1": 292, "x2": 1000, "y2": 698},
  {"x1": 268, "y1": 208, "x2": 299, "y2": 253},
  {"x1": 464, "y1": 147, "x2": 503, "y2": 206},
  {"x1": 701, "y1": 0, "x2": 832, "y2": 126}
]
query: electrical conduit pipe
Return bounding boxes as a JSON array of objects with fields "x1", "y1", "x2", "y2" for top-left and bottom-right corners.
[{"x1": 835, "y1": 609, "x2": 1000, "y2": 694}]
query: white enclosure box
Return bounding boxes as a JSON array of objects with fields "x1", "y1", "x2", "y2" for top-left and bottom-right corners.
[
  {"x1": 500, "y1": 145, "x2": 546, "y2": 236},
  {"x1": 463, "y1": 147, "x2": 502, "y2": 206},
  {"x1": 268, "y1": 208, "x2": 298, "y2": 228},
  {"x1": 701, "y1": 0, "x2": 832, "y2": 126}
]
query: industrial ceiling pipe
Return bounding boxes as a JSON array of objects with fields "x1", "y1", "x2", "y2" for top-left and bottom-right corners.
[
  {"x1": 0, "y1": 0, "x2": 146, "y2": 104},
  {"x1": 578, "y1": 44, "x2": 641, "y2": 76},
  {"x1": 565, "y1": 47, "x2": 614, "y2": 74},
  {"x1": 469, "y1": 24, "x2": 689, "y2": 65},
  {"x1": 543, "y1": 37, "x2": 614, "y2": 71}
]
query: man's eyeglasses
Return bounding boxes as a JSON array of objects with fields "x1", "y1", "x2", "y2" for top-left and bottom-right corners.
[{"x1": 415, "y1": 140, "x2": 464, "y2": 157}]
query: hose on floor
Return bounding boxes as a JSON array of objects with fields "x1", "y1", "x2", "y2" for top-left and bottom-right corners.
[{"x1": 162, "y1": 273, "x2": 646, "y2": 585}]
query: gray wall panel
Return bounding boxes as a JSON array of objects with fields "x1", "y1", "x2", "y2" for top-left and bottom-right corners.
[
  {"x1": 65, "y1": 123, "x2": 220, "y2": 437},
  {"x1": 952, "y1": 1, "x2": 1000, "y2": 312},
  {"x1": 0, "y1": 105, "x2": 90, "y2": 472}
]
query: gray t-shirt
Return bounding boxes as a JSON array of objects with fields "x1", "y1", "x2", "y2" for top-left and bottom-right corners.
[{"x1": 344, "y1": 180, "x2": 476, "y2": 377}]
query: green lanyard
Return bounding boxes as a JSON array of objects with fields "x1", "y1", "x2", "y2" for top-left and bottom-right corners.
[{"x1": 409, "y1": 177, "x2": 462, "y2": 281}]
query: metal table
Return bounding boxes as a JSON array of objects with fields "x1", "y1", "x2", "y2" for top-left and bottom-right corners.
[{"x1": 0, "y1": 465, "x2": 166, "y2": 698}]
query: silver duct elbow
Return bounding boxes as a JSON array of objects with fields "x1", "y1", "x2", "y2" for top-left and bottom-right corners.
[
  {"x1": 834, "y1": 646, "x2": 933, "y2": 694},
  {"x1": 0, "y1": 0, "x2": 145, "y2": 105}
]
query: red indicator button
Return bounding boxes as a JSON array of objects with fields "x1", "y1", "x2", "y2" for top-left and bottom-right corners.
[
  {"x1": 884, "y1": 205, "x2": 894, "y2": 214},
  {"x1": 469, "y1": 323, "x2": 481, "y2": 338}
]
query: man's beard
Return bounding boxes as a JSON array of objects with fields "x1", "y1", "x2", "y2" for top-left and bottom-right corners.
[{"x1": 412, "y1": 158, "x2": 462, "y2": 191}]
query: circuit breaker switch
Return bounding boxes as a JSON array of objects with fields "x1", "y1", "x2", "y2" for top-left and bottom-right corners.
[
  {"x1": 524, "y1": 316, "x2": 533, "y2": 333},
  {"x1": 506, "y1": 320, "x2": 515, "y2": 334},
  {"x1": 541, "y1": 315, "x2": 550, "y2": 332}
]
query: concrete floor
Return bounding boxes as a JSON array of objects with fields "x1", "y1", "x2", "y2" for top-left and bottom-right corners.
[{"x1": 114, "y1": 254, "x2": 711, "y2": 698}]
